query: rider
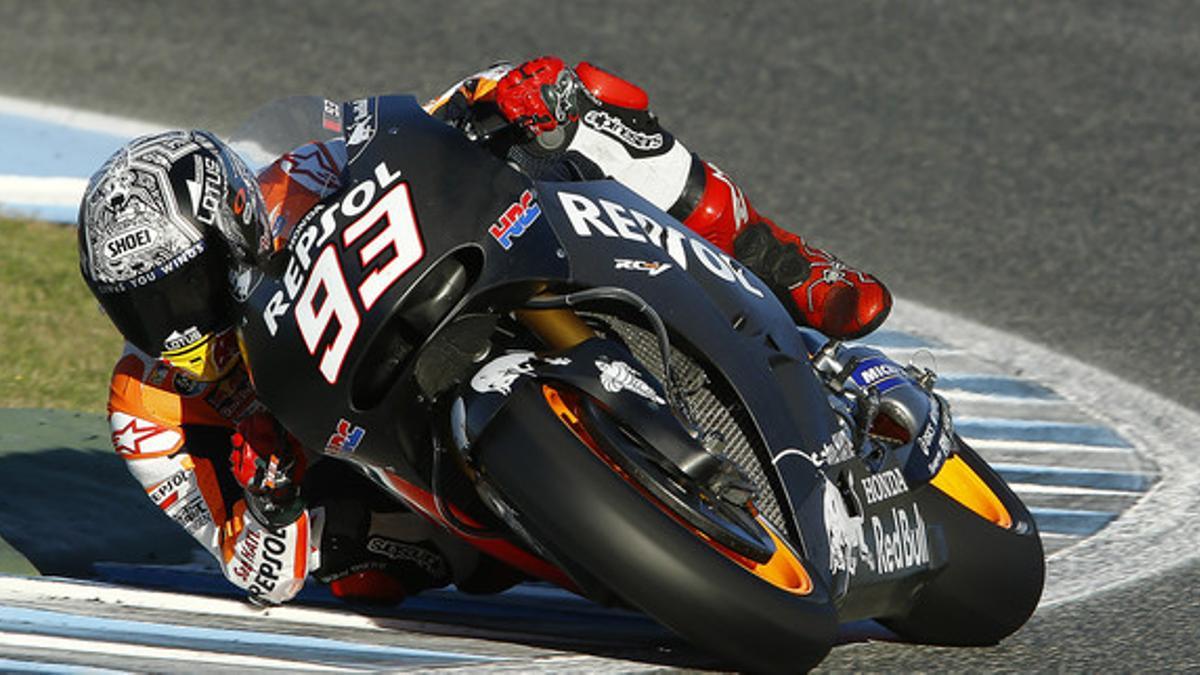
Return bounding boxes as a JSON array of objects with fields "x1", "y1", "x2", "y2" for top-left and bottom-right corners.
[
  {"x1": 77, "y1": 57, "x2": 891, "y2": 607},
  {"x1": 78, "y1": 130, "x2": 508, "y2": 606}
]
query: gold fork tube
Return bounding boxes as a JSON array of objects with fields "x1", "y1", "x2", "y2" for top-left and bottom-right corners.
[{"x1": 515, "y1": 308, "x2": 595, "y2": 350}]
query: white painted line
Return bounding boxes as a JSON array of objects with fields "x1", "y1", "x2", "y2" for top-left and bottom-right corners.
[
  {"x1": 1039, "y1": 531, "x2": 1081, "y2": 540},
  {"x1": 966, "y1": 438, "x2": 1135, "y2": 455},
  {"x1": 1, "y1": 604, "x2": 493, "y2": 665},
  {"x1": 0, "y1": 175, "x2": 87, "y2": 207},
  {"x1": 0, "y1": 631, "x2": 358, "y2": 672},
  {"x1": 956, "y1": 418, "x2": 1131, "y2": 447},
  {"x1": 1027, "y1": 507, "x2": 1115, "y2": 536},
  {"x1": 940, "y1": 390, "x2": 1063, "y2": 405},
  {"x1": 0, "y1": 576, "x2": 395, "y2": 634},
  {"x1": 864, "y1": 347, "x2": 964, "y2": 362},
  {"x1": 0, "y1": 576, "x2": 647, "y2": 672},
  {"x1": 1010, "y1": 483, "x2": 1141, "y2": 498},
  {"x1": 937, "y1": 375, "x2": 1060, "y2": 399},
  {"x1": 0, "y1": 93, "x2": 163, "y2": 138},
  {"x1": 889, "y1": 301, "x2": 1200, "y2": 608}
]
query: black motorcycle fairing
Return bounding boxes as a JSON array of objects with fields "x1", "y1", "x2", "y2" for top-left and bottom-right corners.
[
  {"x1": 238, "y1": 95, "x2": 850, "y2": 586},
  {"x1": 238, "y1": 96, "x2": 568, "y2": 481}
]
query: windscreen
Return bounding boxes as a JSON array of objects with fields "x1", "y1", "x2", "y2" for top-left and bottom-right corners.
[
  {"x1": 227, "y1": 96, "x2": 349, "y2": 252},
  {"x1": 227, "y1": 96, "x2": 344, "y2": 170}
]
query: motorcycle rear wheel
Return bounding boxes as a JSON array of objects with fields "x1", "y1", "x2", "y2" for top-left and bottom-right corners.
[{"x1": 472, "y1": 379, "x2": 837, "y2": 673}]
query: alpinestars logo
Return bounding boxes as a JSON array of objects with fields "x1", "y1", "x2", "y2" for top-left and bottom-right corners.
[
  {"x1": 583, "y1": 110, "x2": 664, "y2": 151},
  {"x1": 110, "y1": 414, "x2": 183, "y2": 457}
]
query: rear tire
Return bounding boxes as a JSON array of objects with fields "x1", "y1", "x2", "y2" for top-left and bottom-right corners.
[
  {"x1": 882, "y1": 438, "x2": 1045, "y2": 645},
  {"x1": 473, "y1": 379, "x2": 837, "y2": 673}
]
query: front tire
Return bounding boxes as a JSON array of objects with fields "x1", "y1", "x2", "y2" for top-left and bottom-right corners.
[{"x1": 472, "y1": 379, "x2": 837, "y2": 673}]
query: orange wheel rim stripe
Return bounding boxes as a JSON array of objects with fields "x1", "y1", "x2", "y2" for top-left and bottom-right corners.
[
  {"x1": 748, "y1": 519, "x2": 814, "y2": 595},
  {"x1": 930, "y1": 454, "x2": 1013, "y2": 529},
  {"x1": 543, "y1": 384, "x2": 813, "y2": 595}
]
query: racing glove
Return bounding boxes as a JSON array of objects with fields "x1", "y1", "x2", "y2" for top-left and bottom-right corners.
[
  {"x1": 495, "y1": 56, "x2": 584, "y2": 133},
  {"x1": 222, "y1": 499, "x2": 319, "y2": 606},
  {"x1": 229, "y1": 412, "x2": 308, "y2": 529},
  {"x1": 222, "y1": 413, "x2": 319, "y2": 606}
]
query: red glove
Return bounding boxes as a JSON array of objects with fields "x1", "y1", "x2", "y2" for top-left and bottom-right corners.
[
  {"x1": 230, "y1": 412, "x2": 307, "y2": 526},
  {"x1": 495, "y1": 56, "x2": 581, "y2": 133}
]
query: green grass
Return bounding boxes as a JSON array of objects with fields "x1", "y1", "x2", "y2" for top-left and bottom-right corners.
[{"x1": 0, "y1": 218, "x2": 123, "y2": 412}]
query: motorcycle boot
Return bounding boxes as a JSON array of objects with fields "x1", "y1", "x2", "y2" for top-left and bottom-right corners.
[
  {"x1": 315, "y1": 499, "x2": 450, "y2": 605},
  {"x1": 672, "y1": 153, "x2": 892, "y2": 340},
  {"x1": 305, "y1": 459, "x2": 523, "y2": 605},
  {"x1": 315, "y1": 499, "x2": 525, "y2": 604},
  {"x1": 305, "y1": 461, "x2": 451, "y2": 605},
  {"x1": 733, "y1": 221, "x2": 892, "y2": 340}
]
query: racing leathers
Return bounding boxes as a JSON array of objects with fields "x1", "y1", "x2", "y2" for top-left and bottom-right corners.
[
  {"x1": 107, "y1": 347, "x2": 488, "y2": 605},
  {"x1": 109, "y1": 348, "x2": 314, "y2": 604}
]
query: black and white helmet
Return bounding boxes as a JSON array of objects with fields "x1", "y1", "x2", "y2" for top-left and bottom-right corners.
[{"x1": 78, "y1": 130, "x2": 269, "y2": 379}]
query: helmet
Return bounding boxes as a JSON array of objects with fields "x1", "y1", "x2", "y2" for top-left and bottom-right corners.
[{"x1": 78, "y1": 130, "x2": 270, "y2": 381}]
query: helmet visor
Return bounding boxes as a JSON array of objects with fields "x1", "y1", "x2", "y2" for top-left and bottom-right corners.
[{"x1": 97, "y1": 240, "x2": 235, "y2": 358}]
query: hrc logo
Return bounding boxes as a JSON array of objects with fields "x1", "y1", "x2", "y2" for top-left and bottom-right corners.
[
  {"x1": 488, "y1": 189, "x2": 541, "y2": 250},
  {"x1": 325, "y1": 418, "x2": 365, "y2": 454}
]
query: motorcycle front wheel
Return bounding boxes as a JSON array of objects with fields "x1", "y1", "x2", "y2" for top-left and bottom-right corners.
[{"x1": 472, "y1": 378, "x2": 837, "y2": 673}]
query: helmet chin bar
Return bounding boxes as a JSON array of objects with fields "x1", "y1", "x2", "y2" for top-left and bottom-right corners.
[{"x1": 161, "y1": 327, "x2": 241, "y2": 382}]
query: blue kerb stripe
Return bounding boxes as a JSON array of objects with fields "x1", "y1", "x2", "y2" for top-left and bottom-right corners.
[
  {"x1": 1029, "y1": 507, "x2": 1117, "y2": 536},
  {"x1": 853, "y1": 330, "x2": 943, "y2": 350},
  {"x1": 994, "y1": 463, "x2": 1155, "y2": 492},
  {"x1": 937, "y1": 374, "x2": 1060, "y2": 400},
  {"x1": 956, "y1": 417, "x2": 1132, "y2": 448},
  {"x1": 0, "y1": 658, "x2": 124, "y2": 675},
  {"x1": 0, "y1": 606, "x2": 496, "y2": 667},
  {"x1": 3, "y1": 203, "x2": 79, "y2": 224},
  {"x1": 0, "y1": 112, "x2": 130, "y2": 178}
]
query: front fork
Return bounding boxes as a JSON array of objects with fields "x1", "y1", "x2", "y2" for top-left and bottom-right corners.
[{"x1": 514, "y1": 307, "x2": 595, "y2": 350}]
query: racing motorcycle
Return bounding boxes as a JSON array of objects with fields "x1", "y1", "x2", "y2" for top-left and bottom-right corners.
[{"x1": 232, "y1": 95, "x2": 1044, "y2": 672}]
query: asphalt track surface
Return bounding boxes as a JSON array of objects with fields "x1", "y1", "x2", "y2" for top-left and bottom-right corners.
[{"x1": 2, "y1": 0, "x2": 1198, "y2": 670}]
